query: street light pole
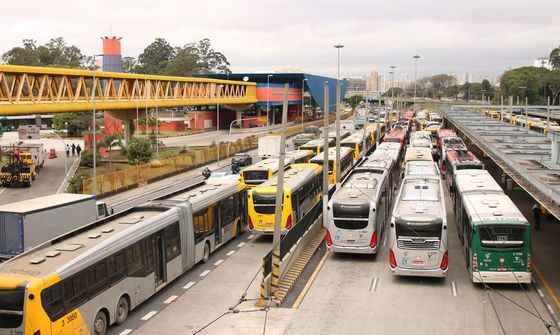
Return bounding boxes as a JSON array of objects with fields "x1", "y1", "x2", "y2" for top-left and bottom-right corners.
[
  {"x1": 301, "y1": 78, "x2": 307, "y2": 129},
  {"x1": 267, "y1": 74, "x2": 273, "y2": 130},
  {"x1": 390, "y1": 66, "x2": 396, "y2": 109},
  {"x1": 413, "y1": 55, "x2": 421, "y2": 107},
  {"x1": 216, "y1": 84, "x2": 223, "y2": 165},
  {"x1": 334, "y1": 44, "x2": 344, "y2": 188},
  {"x1": 91, "y1": 54, "x2": 103, "y2": 195}
]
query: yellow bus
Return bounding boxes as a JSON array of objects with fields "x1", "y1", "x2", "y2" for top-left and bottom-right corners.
[
  {"x1": 247, "y1": 163, "x2": 323, "y2": 234},
  {"x1": 0, "y1": 179, "x2": 246, "y2": 335},
  {"x1": 299, "y1": 138, "x2": 334, "y2": 155},
  {"x1": 340, "y1": 130, "x2": 374, "y2": 161},
  {"x1": 310, "y1": 147, "x2": 354, "y2": 185},
  {"x1": 240, "y1": 157, "x2": 292, "y2": 189},
  {"x1": 285, "y1": 149, "x2": 314, "y2": 164}
]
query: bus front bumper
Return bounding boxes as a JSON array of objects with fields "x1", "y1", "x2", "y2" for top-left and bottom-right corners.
[
  {"x1": 329, "y1": 244, "x2": 377, "y2": 255},
  {"x1": 391, "y1": 266, "x2": 448, "y2": 278},
  {"x1": 472, "y1": 271, "x2": 531, "y2": 284}
]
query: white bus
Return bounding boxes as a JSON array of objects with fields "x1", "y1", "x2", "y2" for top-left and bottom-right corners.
[
  {"x1": 0, "y1": 179, "x2": 246, "y2": 335},
  {"x1": 388, "y1": 176, "x2": 448, "y2": 277},
  {"x1": 326, "y1": 164, "x2": 392, "y2": 254},
  {"x1": 403, "y1": 160, "x2": 440, "y2": 179}
]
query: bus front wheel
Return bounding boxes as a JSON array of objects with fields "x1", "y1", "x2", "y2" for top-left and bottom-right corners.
[
  {"x1": 115, "y1": 296, "x2": 130, "y2": 325},
  {"x1": 93, "y1": 310, "x2": 108, "y2": 335}
]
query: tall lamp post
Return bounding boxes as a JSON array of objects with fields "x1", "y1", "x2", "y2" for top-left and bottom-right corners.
[
  {"x1": 334, "y1": 44, "x2": 344, "y2": 188},
  {"x1": 216, "y1": 84, "x2": 223, "y2": 165},
  {"x1": 91, "y1": 54, "x2": 103, "y2": 195},
  {"x1": 413, "y1": 55, "x2": 421, "y2": 108},
  {"x1": 301, "y1": 78, "x2": 308, "y2": 128},
  {"x1": 267, "y1": 74, "x2": 273, "y2": 129}
]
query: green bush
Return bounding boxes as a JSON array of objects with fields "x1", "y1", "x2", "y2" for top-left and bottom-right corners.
[
  {"x1": 79, "y1": 150, "x2": 97, "y2": 168},
  {"x1": 127, "y1": 137, "x2": 153, "y2": 164}
]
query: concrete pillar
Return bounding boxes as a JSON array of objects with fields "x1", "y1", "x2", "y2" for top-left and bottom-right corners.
[{"x1": 123, "y1": 119, "x2": 133, "y2": 146}]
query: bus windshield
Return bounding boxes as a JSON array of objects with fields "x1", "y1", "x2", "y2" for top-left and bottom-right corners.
[
  {"x1": 396, "y1": 222, "x2": 442, "y2": 239},
  {"x1": 252, "y1": 192, "x2": 278, "y2": 214},
  {"x1": 243, "y1": 170, "x2": 269, "y2": 184},
  {"x1": 479, "y1": 225, "x2": 526, "y2": 248},
  {"x1": 0, "y1": 288, "x2": 24, "y2": 328}
]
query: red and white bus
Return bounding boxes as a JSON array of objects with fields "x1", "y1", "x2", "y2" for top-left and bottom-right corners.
[
  {"x1": 443, "y1": 149, "x2": 484, "y2": 188},
  {"x1": 383, "y1": 128, "x2": 406, "y2": 146}
]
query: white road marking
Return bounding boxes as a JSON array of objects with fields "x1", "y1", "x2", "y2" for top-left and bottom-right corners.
[
  {"x1": 119, "y1": 329, "x2": 133, "y2": 335},
  {"x1": 141, "y1": 311, "x2": 158, "y2": 321},
  {"x1": 163, "y1": 295, "x2": 178, "y2": 304},
  {"x1": 226, "y1": 250, "x2": 235, "y2": 256},
  {"x1": 248, "y1": 234, "x2": 255, "y2": 240},
  {"x1": 372, "y1": 277, "x2": 379, "y2": 292},
  {"x1": 537, "y1": 288, "x2": 545, "y2": 298},
  {"x1": 214, "y1": 259, "x2": 224, "y2": 266},
  {"x1": 0, "y1": 188, "x2": 6, "y2": 196},
  {"x1": 547, "y1": 304, "x2": 555, "y2": 315},
  {"x1": 183, "y1": 281, "x2": 196, "y2": 290},
  {"x1": 200, "y1": 270, "x2": 211, "y2": 277},
  {"x1": 451, "y1": 281, "x2": 458, "y2": 297},
  {"x1": 237, "y1": 242, "x2": 246, "y2": 248},
  {"x1": 557, "y1": 321, "x2": 560, "y2": 328}
]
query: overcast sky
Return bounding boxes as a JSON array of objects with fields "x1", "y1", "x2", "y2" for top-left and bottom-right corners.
[{"x1": 1, "y1": 0, "x2": 558, "y2": 81}]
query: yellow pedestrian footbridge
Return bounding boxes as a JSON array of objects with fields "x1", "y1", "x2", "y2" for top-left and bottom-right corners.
[{"x1": 0, "y1": 65, "x2": 257, "y2": 115}]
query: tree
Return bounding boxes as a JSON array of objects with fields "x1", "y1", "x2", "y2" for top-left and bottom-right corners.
[
  {"x1": 162, "y1": 38, "x2": 231, "y2": 76},
  {"x1": 500, "y1": 66, "x2": 549, "y2": 104},
  {"x1": 127, "y1": 137, "x2": 153, "y2": 164},
  {"x1": 544, "y1": 71, "x2": 560, "y2": 105},
  {"x1": 192, "y1": 38, "x2": 230, "y2": 74},
  {"x1": 2, "y1": 37, "x2": 87, "y2": 68},
  {"x1": 99, "y1": 134, "x2": 124, "y2": 169},
  {"x1": 344, "y1": 95, "x2": 364, "y2": 108},
  {"x1": 122, "y1": 56, "x2": 137, "y2": 73},
  {"x1": 136, "y1": 38, "x2": 176, "y2": 74},
  {"x1": 550, "y1": 47, "x2": 560, "y2": 70},
  {"x1": 53, "y1": 112, "x2": 91, "y2": 136}
]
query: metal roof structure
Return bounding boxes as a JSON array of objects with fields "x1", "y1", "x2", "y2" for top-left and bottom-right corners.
[{"x1": 445, "y1": 109, "x2": 560, "y2": 220}]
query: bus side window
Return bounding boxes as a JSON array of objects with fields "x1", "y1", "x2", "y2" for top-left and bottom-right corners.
[
  {"x1": 164, "y1": 222, "x2": 181, "y2": 260},
  {"x1": 41, "y1": 284, "x2": 65, "y2": 321}
]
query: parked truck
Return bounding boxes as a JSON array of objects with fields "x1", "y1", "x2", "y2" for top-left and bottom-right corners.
[
  {"x1": 0, "y1": 193, "x2": 112, "y2": 260},
  {"x1": 258, "y1": 135, "x2": 284, "y2": 158}
]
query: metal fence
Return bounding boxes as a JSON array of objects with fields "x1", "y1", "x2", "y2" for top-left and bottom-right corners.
[{"x1": 262, "y1": 199, "x2": 323, "y2": 277}]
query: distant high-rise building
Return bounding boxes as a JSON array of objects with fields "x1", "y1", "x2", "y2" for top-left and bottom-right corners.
[
  {"x1": 366, "y1": 69, "x2": 381, "y2": 91},
  {"x1": 345, "y1": 77, "x2": 367, "y2": 92}
]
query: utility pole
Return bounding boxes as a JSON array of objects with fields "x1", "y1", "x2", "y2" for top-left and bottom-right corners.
[
  {"x1": 413, "y1": 55, "x2": 421, "y2": 107},
  {"x1": 525, "y1": 96, "x2": 529, "y2": 130},
  {"x1": 500, "y1": 95, "x2": 504, "y2": 121},
  {"x1": 334, "y1": 44, "x2": 344, "y2": 188},
  {"x1": 322, "y1": 82, "x2": 330, "y2": 228},
  {"x1": 271, "y1": 83, "x2": 289, "y2": 299},
  {"x1": 548, "y1": 96, "x2": 551, "y2": 134},
  {"x1": 509, "y1": 96, "x2": 513, "y2": 124}
]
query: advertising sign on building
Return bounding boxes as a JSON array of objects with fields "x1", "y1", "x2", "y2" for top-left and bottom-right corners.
[{"x1": 18, "y1": 125, "x2": 41, "y2": 140}]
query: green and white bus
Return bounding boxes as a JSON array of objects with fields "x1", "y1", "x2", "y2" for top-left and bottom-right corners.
[{"x1": 453, "y1": 169, "x2": 531, "y2": 284}]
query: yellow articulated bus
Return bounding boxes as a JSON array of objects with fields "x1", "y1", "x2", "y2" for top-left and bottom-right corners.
[
  {"x1": 247, "y1": 163, "x2": 323, "y2": 234},
  {"x1": 340, "y1": 130, "x2": 374, "y2": 161},
  {"x1": 299, "y1": 138, "x2": 334, "y2": 155},
  {"x1": 310, "y1": 147, "x2": 354, "y2": 185},
  {"x1": 285, "y1": 149, "x2": 314, "y2": 164},
  {"x1": 240, "y1": 157, "x2": 293, "y2": 189},
  {"x1": 0, "y1": 179, "x2": 247, "y2": 335}
]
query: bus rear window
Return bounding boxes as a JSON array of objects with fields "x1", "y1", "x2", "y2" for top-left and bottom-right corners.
[
  {"x1": 243, "y1": 171, "x2": 269, "y2": 184},
  {"x1": 334, "y1": 219, "x2": 368, "y2": 230},
  {"x1": 396, "y1": 222, "x2": 442, "y2": 239},
  {"x1": 252, "y1": 192, "x2": 278, "y2": 214},
  {"x1": 0, "y1": 288, "x2": 24, "y2": 328},
  {"x1": 456, "y1": 164, "x2": 483, "y2": 171},
  {"x1": 479, "y1": 226, "x2": 526, "y2": 248}
]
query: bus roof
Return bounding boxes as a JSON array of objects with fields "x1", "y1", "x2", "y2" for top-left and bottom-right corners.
[
  {"x1": 394, "y1": 177, "x2": 444, "y2": 224},
  {"x1": 359, "y1": 155, "x2": 394, "y2": 172},
  {"x1": 454, "y1": 169, "x2": 503, "y2": 194},
  {"x1": 404, "y1": 161, "x2": 439, "y2": 178},
  {"x1": 446, "y1": 150, "x2": 482, "y2": 166},
  {"x1": 0, "y1": 193, "x2": 95, "y2": 214},
  {"x1": 285, "y1": 149, "x2": 314, "y2": 161},
  {"x1": 241, "y1": 157, "x2": 291, "y2": 173},
  {"x1": 437, "y1": 128, "x2": 456, "y2": 139},
  {"x1": 332, "y1": 169, "x2": 387, "y2": 208},
  {"x1": 0, "y1": 206, "x2": 170, "y2": 279},
  {"x1": 310, "y1": 147, "x2": 353, "y2": 164},
  {"x1": 162, "y1": 179, "x2": 242, "y2": 212},
  {"x1": 462, "y1": 192, "x2": 529, "y2": 226},
  {"x1": 300, "y1": 138, "x2": 334, "y2": 149},
  {"x1": 405, "y1": 147, "x2": 433, "y2": 162},
  {"x1": 341, "y1": 131, "x2": 365, "y2": 145},
  {"x1": 256, "y1": 163, "x2": 321, "y2": 191}
]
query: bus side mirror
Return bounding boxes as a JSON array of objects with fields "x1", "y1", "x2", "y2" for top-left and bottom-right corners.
[
  {"x1": 390, "y1": 222, "x2": 394, "y2": 228},
  {"x1": 443, "y1": 225, "x2": 447, "y2": 230}
]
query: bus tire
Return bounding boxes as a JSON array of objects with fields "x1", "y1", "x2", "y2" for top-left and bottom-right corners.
[
  {"x1": 93, "y1": 310, "x2": 108, "y2": 335},
  {"x1": 202, "y1": 242, "x2": 210, "y2": 263},
  {"x1": 115, "y1": 296, "x2": 130, "y2": 325}
]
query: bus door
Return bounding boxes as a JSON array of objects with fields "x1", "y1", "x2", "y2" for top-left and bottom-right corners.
[
  {"x1": 154, "y1": 232, "x2": 167, "y2": 289},
  {"x1": 214, "y1": 205, "x2": 222, "y2": 246}
]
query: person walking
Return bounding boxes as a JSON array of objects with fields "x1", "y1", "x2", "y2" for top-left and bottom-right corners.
[
  {"x1": 532, "y1": 203, "x2": 541, "y2": 231},
  {"x1": 71, "y1": 143, "x2": 76, "y2": 156},
  {"x1": 65, "y1": 144, "x2": 70, "y2": 158},
  {"x1": 76, "y1": 144, "x2": 82, "y2": 156}
]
